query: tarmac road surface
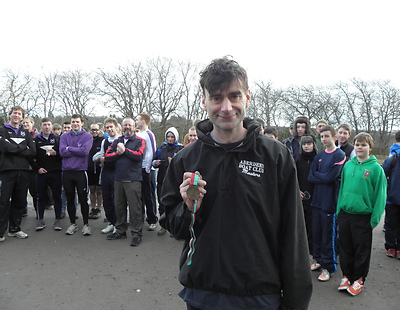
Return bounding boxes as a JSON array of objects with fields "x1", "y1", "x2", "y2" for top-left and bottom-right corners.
[{"x1": 0, "y1": 200, "x2": 399, "y2": 310}]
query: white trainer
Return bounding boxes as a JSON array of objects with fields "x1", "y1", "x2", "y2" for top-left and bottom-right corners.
[
  {"x1": 8, "y1": 231, "x2": 28, "y2": 239},
  {"x1": 101, "y1": 223, "x2": 114, "y2": 234}
]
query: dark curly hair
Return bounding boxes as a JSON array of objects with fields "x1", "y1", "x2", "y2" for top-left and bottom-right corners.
[{"x1": 199, "y1": 56, "x2": 248, "y2": 95}]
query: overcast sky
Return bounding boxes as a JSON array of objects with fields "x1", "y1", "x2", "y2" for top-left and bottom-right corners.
[{"x1": 1, "y1": 0, "x2": 399, "y2": 89}]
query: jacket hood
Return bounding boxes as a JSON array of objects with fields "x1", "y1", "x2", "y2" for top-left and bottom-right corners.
[
  {"x1": 196, "y1": 118, "x2": 260, "y2": 147},
  {"x1": 165, "y1": 127, "x2": 179, "y2": 143},
  {"x1": 389, "y1": 143, "x2": 400, "y2": 155},
  {"x1": 350, "y1": 155, "x2": 378, "y2": 165}
]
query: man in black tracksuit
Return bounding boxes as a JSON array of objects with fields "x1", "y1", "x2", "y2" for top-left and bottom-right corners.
[
  {"x1": 0, "y1": 106, "x2": 36, "y2": 240},
  {"x1": 161, "y1": 57, "x2": 312, "y2": 309}
]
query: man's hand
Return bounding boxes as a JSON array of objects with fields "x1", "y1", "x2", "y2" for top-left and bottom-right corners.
[{"x1": 180, "y1": 171, "x2": 207, "y2": 212}]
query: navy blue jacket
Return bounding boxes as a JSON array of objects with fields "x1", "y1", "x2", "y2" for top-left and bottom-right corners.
[{"x1": 105, "y1": 134, "x2": 144, "y2": 181}]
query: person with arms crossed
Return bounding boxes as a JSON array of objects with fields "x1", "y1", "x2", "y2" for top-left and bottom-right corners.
[
  {"x1": 59, "y1": 114, "x2": 93, "y2": 236},
  {"x1": 92, "y1": 118, "x2": 120, "y2": 234},
  {"x1": 33, "y1": 117, "x2": 63, "y2": 231},
  {"x1": 161, "y1": 57, "x2": 312, "y2": 309},
  {"x1": 0, "y1": 106, "x2": 36, "y2": 241}
]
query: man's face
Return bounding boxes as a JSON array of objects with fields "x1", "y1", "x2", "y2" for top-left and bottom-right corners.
[
  {"x1": 337, "y1": 128, "x2": 350, "y2": 144},
  {"x1": 71, "y1": 117, "x2": 84, "y2": 133},
  {"x1": 105, "y1": 122, "x2": 118, "y2": 137},
  {"x1": 22, "y1": 119, "x2": 33, "y2": 131},
  {"x1": 296, "y1": 123, "x2": 306, "y2": 137},
  {"x1": 122, "y1": 119, "x2": 135, "y2": 137},
  {"x1": 40, "y1": 121, "x2": 52, "y2": 136},
  {"x1": 316, "y1": 122, "x2": 326, "y2": 134},
  {"x1": 321, "y1": 130, "x2": 335, "y2": 147},
  {"x1": 90, "y1": 125, "x2": 99, "y2": 137},
  {"x1": 63, "y1": 124, "x2": 71, "y2": 133},
  {"x1": 135, "y1": 116, "x2": 144, "y2": 130},
  {"x1": 9, "y1": 109, "x2": 23, "y2": 127},
  {"x1": 188, "y1": 129, "x2": 197, "y2": 143},
  {"x1": 202, "y1": 80, "x2": 250, "y2": 134}
]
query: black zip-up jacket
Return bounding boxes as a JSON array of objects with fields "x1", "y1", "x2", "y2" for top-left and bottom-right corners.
[
  {"x1": 33, "y1": 132, "x2": 62, "y2": 172},
  {"x1": 161, "y1": 118, "x2": 312, "y2": 309},
  {"x1": 0, "y1": 124, "x2": 36, "y2": 172}
]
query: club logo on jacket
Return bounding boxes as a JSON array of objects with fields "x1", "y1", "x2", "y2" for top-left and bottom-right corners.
[
  {"x1": 238, "y1": 160, "x2": 264, "y2": 177},
  {"x1": 362, "y1": 169, "x2": 371, "y2": 179}
]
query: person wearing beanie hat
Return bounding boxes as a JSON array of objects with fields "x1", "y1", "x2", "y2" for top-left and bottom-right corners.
[
  {"x1": 296, "y1": 135, "x2": 318, "y2": 261},
  {"x1": 283, "y1": 115, "x2": 312, "y2": 161},
  {"x1": 152, "y1": 127, "x2": 184, "y2": 235},
  {"x1": 315, "y1": 120, "x2": 328, "y2": 152}
]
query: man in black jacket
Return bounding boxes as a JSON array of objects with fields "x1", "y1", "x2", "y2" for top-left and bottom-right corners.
[
  {"x1": 33, "y1": 117, "x2": 63, "y2": 231},
  {"x1": 161, "y1": 57, "x2": 312, "y2": 309},
  {"x1": 0, "y1": 106, "x2": 36, "y2": 241}
]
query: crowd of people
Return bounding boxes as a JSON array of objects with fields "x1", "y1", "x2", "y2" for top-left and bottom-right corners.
[
  {"x1": 1, "y1": 56, "x2": 399, "y2": 310},
  {"x1": 257, "y1": 114, "x2": 399, "y2": 297},
  {"x1": 0, "y1": 109, "x2": 194, "y2": 247}
]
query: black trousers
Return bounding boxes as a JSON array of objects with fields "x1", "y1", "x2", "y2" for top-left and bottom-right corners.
[
  {"x1": 0, "y1": 170, "x2": 29, "y2": 235},
  {"x1": 62, "y1": 170, "x2": 90, "y2": 225},
  {"x1": 141, "y1": 169, "x2": 158, "y2": 224},
  {"x1": 338, "y1": 210, "x2": 372, "y2": 283},
  {"x1": 384, "y1": 203, "x2": 400, "y2": 250}
]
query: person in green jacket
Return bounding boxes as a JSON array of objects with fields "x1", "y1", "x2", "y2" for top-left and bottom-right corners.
[{"x1": 336, "y1": 132, "x2": 387, "y2": 296}]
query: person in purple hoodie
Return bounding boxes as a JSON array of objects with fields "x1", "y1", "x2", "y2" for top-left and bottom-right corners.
[{"x1": 59, "y1": 114, "x2": 93, "y2": 236}]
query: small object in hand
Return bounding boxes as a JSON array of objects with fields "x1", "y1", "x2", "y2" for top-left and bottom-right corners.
[{"x1": 187, "y1": 173, "x2": 200, "y2": 200}]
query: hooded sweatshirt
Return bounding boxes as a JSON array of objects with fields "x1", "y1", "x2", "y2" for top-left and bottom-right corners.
[
  {"x1": 59, "y1": 129, "x2": 93, "y2": 171},
  {"x1": 336, "y1": 156, "x2": 387, "y2": 228},
  {"x1": 161, "y1": 118, "x2": 312, "y2": 309},
  {"x1": 152, "y1": 127, "x2": 184, "y2": 184},
  {"x1": 283, "y1": 115, "x2": 312, "y2": 161},
  {"x1": 389, "y1": 143, "x2": 400, "y2": 156}
]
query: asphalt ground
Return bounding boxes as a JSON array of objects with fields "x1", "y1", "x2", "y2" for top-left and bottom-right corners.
[{"x1": 0, "y1": 199, "x2": 399, "y2": 311}]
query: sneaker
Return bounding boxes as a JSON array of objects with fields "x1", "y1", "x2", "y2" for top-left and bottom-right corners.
[
  {"x1": 386, "y1": 248, "x2": 396, "y2": 258},
  {"x1": 0, "y1": 235, "x2": 5, "y2": 242},
  {"x1": 107, "y1": 232, "x2": 127, "y2": 240},
  {"x1": 36, "y1": 220, "x2": 46, "y2": 231},
  {"x1": 148, "y1": 223, "x2": 157, "y2": 231},
  {"x1": 92, "y1": 208, "x2": 101, "y2": 219},
  {"x1": 318, "y1": 269, "x2": 331, "y2": 281},
  {"x1": 82, "y1": 224, "x2": 91, "y2": 236},
  {"x1": 311, "y1": 262, "x2": 322, "y2": 271},
  {"x1": 88, "y1": 209, "x2": 94, "y2": 219},
  {"x1": 65, "y1": 224, "x2": 78, "y2": 235},
  {"x1": 338, "y1": 277, "x2": 351, "y2": 291},
  {"x1": 157, "y1": 227, "x2": 167, "y2": 236},
  {"x1": 131, "y1": 237, "x2": 141, "y2": 246},
  {"x1": 8, "y1": 230, "x2": 28, "y2": 239},
  {"x1": 53, "y1": 220, "x2": 62, "y2": 231},
  {"x1": 101, "y1": 223, "x2": 114, "y2": 234},
  {"x1": 347, "y1": 280, "x2": 364, "y2": 296}
]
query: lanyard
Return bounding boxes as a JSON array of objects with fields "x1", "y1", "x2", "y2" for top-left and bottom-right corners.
[{"x1": 186, "y1": 173, "x2": 199, "y2": 266}]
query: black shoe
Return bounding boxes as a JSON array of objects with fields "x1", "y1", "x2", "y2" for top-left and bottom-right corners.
[
  {"x1": 131, "y1": 237, "x2": 141, "y2": 246},
  {"x1": 107, "y1": 232, "x2": 127, "y2": 240},
  {"x1": 92, "y1": 208, "x2": 101, "y2": 219},
  {"x1": 88, "y1": 209, "x2": 94, "y2": 219}
]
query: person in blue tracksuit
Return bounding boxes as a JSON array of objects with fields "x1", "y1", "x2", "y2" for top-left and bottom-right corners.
[{"x1": 308, "y1": 125, "x2": 345, "y2": 282}]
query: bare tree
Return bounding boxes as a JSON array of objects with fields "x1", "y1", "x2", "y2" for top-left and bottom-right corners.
[
  {"x1": 36, "y1": 71, "x2": 59, "y2": 118},
  {"x1": 177, "y1": 60, "x2": 204, "y2": 126},
  {"x1": 0, "y1": 69, "x2": 38, "y2": 117},
  {"x1": 150, "y1": 57, "x2": 184, "y2": 127},
  {"x1": 250, "y1": 81, "x2": 283, "y2": 127},
  {"x1": 55, "y1": 69, "x2": 97, "y2": 121}
]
